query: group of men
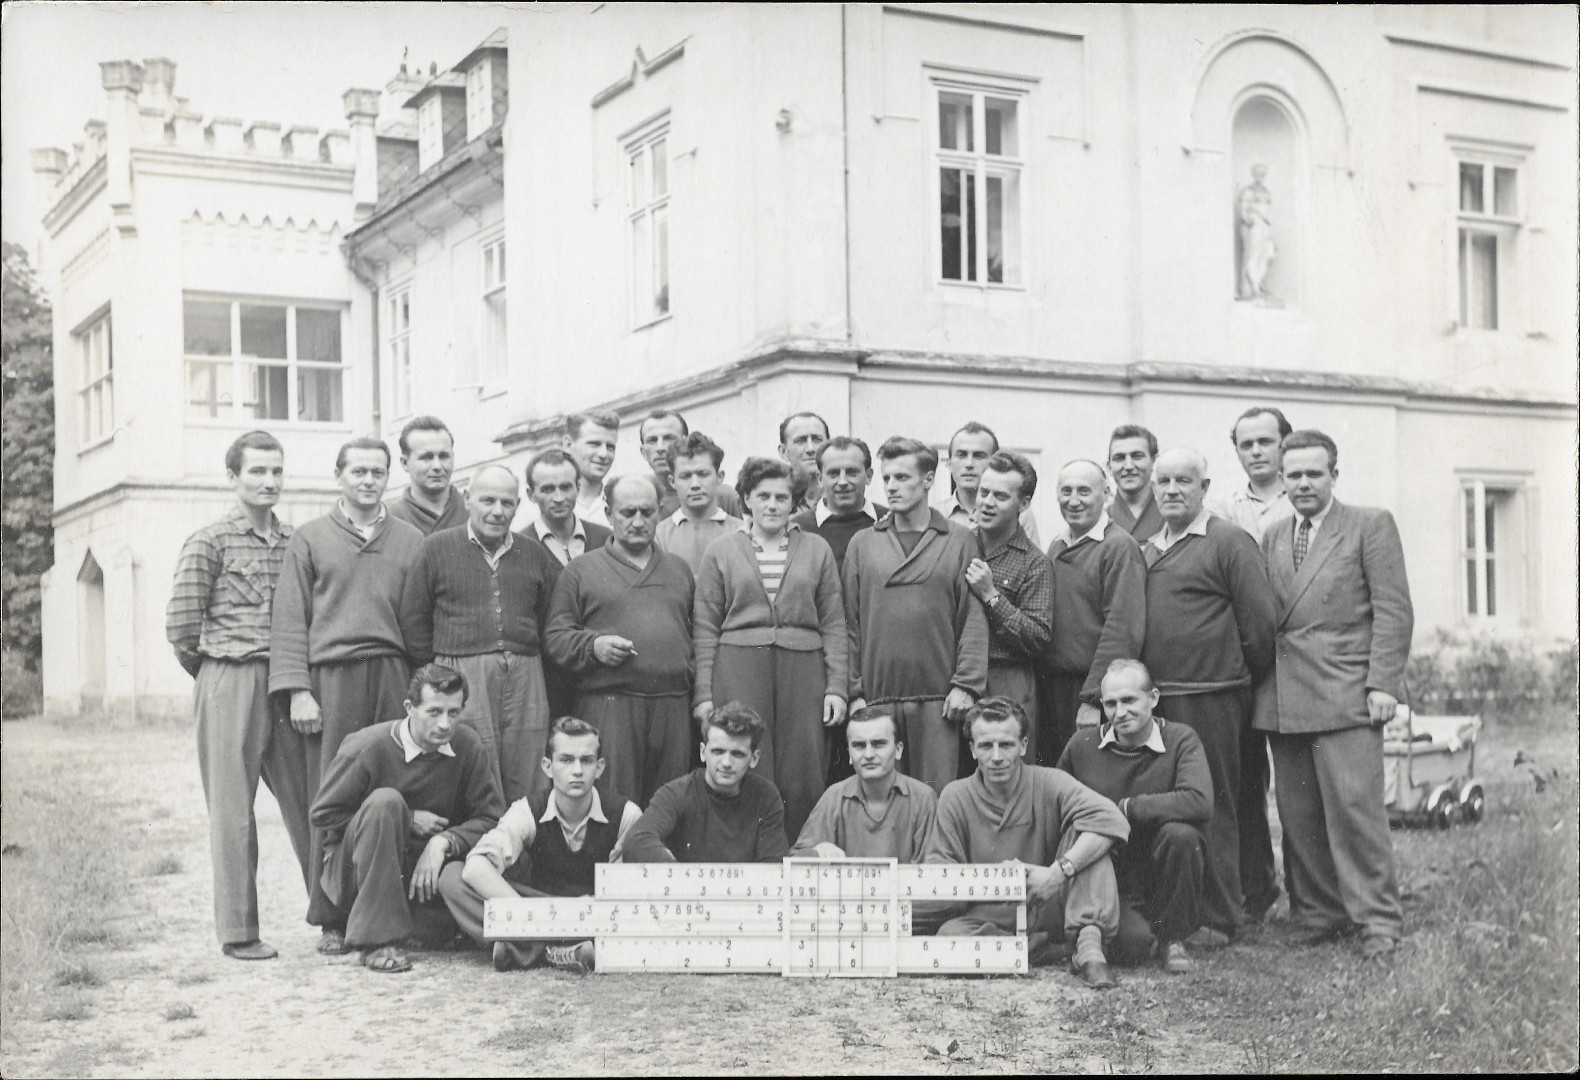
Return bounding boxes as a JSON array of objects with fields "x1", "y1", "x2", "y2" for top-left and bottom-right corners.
[{"x1": 167, "y1": 400, "x2": 1412, "y2": 986}]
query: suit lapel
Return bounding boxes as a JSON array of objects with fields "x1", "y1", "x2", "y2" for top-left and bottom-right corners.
[{"x1": 1281, "y1": 500, "x2": 1346, "y2": 618}]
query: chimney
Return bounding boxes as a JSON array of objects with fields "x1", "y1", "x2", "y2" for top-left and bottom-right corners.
[
  {"x1": 30, "y1": 147, "x2": 68, "y2": 210},
  {"x1": 99, "y1": 61, "x2": 142, "y2": 226},
  {"x1": 142, "y1": 57, "x2": 176, "y2": 112},
  {"x1": 344, "y1": 88, "x2": 381, "y2": 216},
  {"x1": 379, "y1": 67, "x2": 425, "y2": 138}
]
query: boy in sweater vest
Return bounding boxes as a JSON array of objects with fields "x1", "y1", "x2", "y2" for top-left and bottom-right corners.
[
  {"x1": 438, "y1": 716, "x2": 641, "y2": 973},
  {"x1": 1058, "y1": 660, "x2": 1212, "y2": 975}
]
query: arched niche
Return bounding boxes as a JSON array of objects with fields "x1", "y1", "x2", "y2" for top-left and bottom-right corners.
[
  {"x1": 1232, "y1": 93, "x2": 1303, "y2": 305},
  {"x1": 77, "y1": 550, "x2": 106, "y2": 707}
]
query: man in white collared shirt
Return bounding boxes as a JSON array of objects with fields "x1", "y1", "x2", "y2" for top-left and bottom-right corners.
[
  {"x1": 653, "y1": 432, "x2": 743, "y2": 573},
  {"x1": 1043, "y1": 460, "x2": 1147, "y2": 765},
  {"x1": 563, "y1": 410, "x2": 621, "y2": 528},
  {"x1": 1209, "y1": 407, "x2": 1296, "y2": 543},
  {"x1": 934, "y1": 421, "x2": 1042, "y2": 548},
  {"x1": 438, "y1": 717, "x2": 642, "y2": 973}
]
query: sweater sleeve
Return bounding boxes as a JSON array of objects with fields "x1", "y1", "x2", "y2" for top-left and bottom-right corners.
[
  {"x1": 842, "y1": 540, "x2": 866, "y2": 701},
  {"x1": 691, "y1": 546, "x2": 727, "y2": 707},
  {"x1": 1222, "y1": 529, "x2": 1278, "y2": 683},
  {"x1": 445, "y1": 743, "x2": 506, "y2": 855},
  {"x1": 397, "y1": 542, "x2": 437, "y2": 666},
  {"x1": 951, "y1": 543, "x2": 991, "y2": 696},
  {"x1": 813, "y1": 541, "x2": 848, "y2": 699},
  {"x1": 622, "y1": 782, "x2": 684, "y2": 863},
  {"x1": 910, "y1": 788, "x2": 939, "y2": 864},
  {"x1": 309, "y1": 744, "x2": 371, "y2": 847},
  {"x1": 753, "y1": 786, "x2": 790, "y2": 863},
  {"x1": 922, "y1": 788, "x2": 972, "y2": 864},
  {"x1": 789, "y1": 786, "x2": 844, "y2": 855},
  {"x1": 543, "y1": 561, "x2": 601, "y2": 673},
  {"x1": 1124, "y1": 731, "x2": 1213, "y2": 830},
  {"x1": 166, "y1": 530, "x2": 219, "y2": 677},
  {"x1": 1360, "y1": 510, "x2": 1414, "y2": 699},
  {"x1": 1055, "y1": 774, "x2": 1131, "y2": 846},
  {"x1": 1082, "y1": 540, "x2": 1148, "y2": 704},
  {"x1": 532, "y1": 544, "x2": 561, "y2": 647},
  {"x1": 267, "y1": 531, "x2": 316, "y2": 695}
]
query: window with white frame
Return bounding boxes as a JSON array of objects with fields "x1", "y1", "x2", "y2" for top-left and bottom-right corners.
[
  {"x1": 386, "y1": 286, "x2": 413, "y2": 417},
  {"x1": 627, "y1": 123, "x2": 670, "y2": 326},
  {"x1": 466, "y1": 61, "x2": 493, "y2": 141},
  {"x1": 418, "y1": 97, "x2": 444, "y2": 172},
  {"x1": 1461, "y1": 478, "x2": 1526, "y2": 621},
  {"x1": 76, "y1": 311, "x2": 113, "y2": 445},
  {"x1": 183, "y1": 298, "x2": 344, "y2": 423},
  {"x1": 480, "y1": 235, "x2": 507, "y2": 385},
  {"x1": 935, "y1": 83, "x2": 1024, "y2": 286},
  {"x1": 1455, "y1": 158, "x2": 1520, "y2": 331}
]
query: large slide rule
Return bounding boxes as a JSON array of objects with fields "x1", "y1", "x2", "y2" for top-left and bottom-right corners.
[{"x1": 484, "y1": 858, "x2": 1029, "y2": 977}]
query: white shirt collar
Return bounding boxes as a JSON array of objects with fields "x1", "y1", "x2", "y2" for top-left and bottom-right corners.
[
  {"x1": 1149, "y1": 506, "x2": 1212, "y2": 552},
  {"x1": 466, "y1": 521, "x2": 514, "y2": 566},
  {"x1": 338, "y1": 499, "x2": 387, "y2": 538},
  {"x1": 395, "y1": 718, "x2": 456, "y2": 762},
  {"x1": 669, "y1": 505, "x2": 729, "y2": 526},
  {"x1": 539, "y1": 788, "x2": 608, "y2": 826},
  {"x1": 1098, "y1": 718, "x2": 1167, "y2": 753},
  {"x1": 1059, "y1": 511, "x2": 1111, "y2": 548}
]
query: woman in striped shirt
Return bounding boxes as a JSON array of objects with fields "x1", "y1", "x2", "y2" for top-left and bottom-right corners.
[{"x1": 691, "y1": 457, "x2": 848, "y2": 839}]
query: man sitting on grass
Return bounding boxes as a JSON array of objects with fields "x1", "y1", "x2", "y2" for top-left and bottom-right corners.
[
  {"x1": 623, "y1": 702, "x2": 790, "y2": 863},
  {"x1": 309, "y1": 664, "x2": 504, "y2": 973},
  {"x1": 926, "y1": 697, "x2": 1130, "y2": 989},
  {"x1": 437, "y1": 716, "x2": 642, "y2": 973},
  {"x1": 1058, "y1": 659, "x2": 1213, "y2": 975},
  {"x1": 791, "y1": 706, "x2": 937, "y2": 861}
]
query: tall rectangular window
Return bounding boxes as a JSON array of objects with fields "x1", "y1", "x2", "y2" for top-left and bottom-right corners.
[
  {"x1": 418, "y1": 97, "x2": 444, "y2": 172},
  {"x1": 627, "y1": 124, "x2": 670, "y2": 326},
  {"x1": 936, "y1": 84, "x2": 1023, "y2": 286},
  {"x1": 76, "y1": 311, "x2": 113, "y2": 445},
  {"x1": 480, "y1": 235, "x2": 507, "y2": 386},
  {"x1": 466, "y1": 60, "x2": 493, "y2": 141},
  {"x1": 1461, "y1": 479, "x2": 1526, "y2": 622},
  {"x1": 183, "y1": 297, "x2": 344, "y2": 423},
  {"x1": 386, "y1": 287, "x2": 413, "y2": 418},
  {"x1": 1455, "y1": 159, "x2": 1519, "y2": 331}
]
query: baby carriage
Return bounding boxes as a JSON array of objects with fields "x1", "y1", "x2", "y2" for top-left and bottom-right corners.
[{"x1": 1382, "y1": 705, "x2": 1484, "y2": 829}]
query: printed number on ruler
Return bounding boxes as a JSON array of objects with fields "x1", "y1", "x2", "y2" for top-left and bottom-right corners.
[
  {"x1": 897, "y1": 863, "x2": 1027, "y2": 901},
  {"x1": 596, "y1": 863, "x2": 786, "y2": 900}
]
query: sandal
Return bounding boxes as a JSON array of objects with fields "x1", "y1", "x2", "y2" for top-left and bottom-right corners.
[
  {"x1": 317, "y1": 929, "x2": 353, "y2": 956},
  {"x1": 362, "y1": 945, "x2": 412, "y2": 973},
  {"x1": 222, "y1": 939, "x2": 278, "y2": 961}
]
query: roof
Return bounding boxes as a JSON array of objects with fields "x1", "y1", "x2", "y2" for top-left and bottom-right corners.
[
  {"x1": 404, "y1": 71, "x2": 466, "y2": 110},
  {"x1": 457, "y1": 28, "x2": 508, "y2": 71}
]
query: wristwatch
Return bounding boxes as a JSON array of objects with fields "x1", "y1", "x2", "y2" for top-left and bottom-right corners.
[{"x1": 1056, "y1": 856, "x2": 1076, "y2": 879}]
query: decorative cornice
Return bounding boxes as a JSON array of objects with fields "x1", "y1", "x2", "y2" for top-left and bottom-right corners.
[
  {"x1": 41, "y1": 158, "x2": 108, "y2": 236},
  {"x1": 593, "y1": 41, "x2": 688, "y2": 109},
  {"x1": 53, "y1": 477, "x2": 341, "y2": 525},
  {"x1": 881, "y1": 3, "x2": 1085, "y2": 41},
  {"x1": 1415, "y1": 80, "x2": 1571, "y2": 112},
  {"x1": 180, "y1": 209, "x2": 345, "y2": 255},
  {"x1": 130, "y1": 145, "x2": 355, "y2": 189},
  {"x1": 1384, "y1": 32, "x2": 1573, "y2": 71}
]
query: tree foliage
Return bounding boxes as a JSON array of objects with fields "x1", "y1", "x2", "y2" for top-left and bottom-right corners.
[{"x1": 2, "y1": 241, "x2": 55, "y2": 670}]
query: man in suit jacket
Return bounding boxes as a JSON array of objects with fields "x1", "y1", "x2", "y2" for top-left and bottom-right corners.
[{"x1": 1255, "y1": 430, "x2": 1413, "y2": 960}]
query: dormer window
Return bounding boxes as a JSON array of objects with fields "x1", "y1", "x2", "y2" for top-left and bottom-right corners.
[
  {"x1": 418, "y1": 96, "x2": 444, "y2": 171},
  {"x1": 466, "y1": 61, "x2": 493, "y2": 141}
]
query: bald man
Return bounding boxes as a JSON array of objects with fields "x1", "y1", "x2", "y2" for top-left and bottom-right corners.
[
  {"x1": 399, "y1": 465, "x2": 561, "y2": 804},
  {"x1": 544, "y1": 474, "x2": 697, "y2": 805},
  {"x1": 1041, "y1": 460, "x2": 1146, "y2": 766},
  {"x1": 1139, "y1": 449, "x2": 1276, "y2": 942}
]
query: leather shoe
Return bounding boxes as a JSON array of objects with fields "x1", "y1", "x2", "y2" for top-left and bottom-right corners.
[
  {"x1": 1360, "y1": 934, "x2": 1398, "y2": 960},
  {"x1": 221, "y1": 939, "x2": 277, "y2": 961},
  {"x1": 1283, "y1": 923, "x2": 1346, "y2": 948},
  {"x1": 1072, "y1": 957, "x2": 1116, "y2": 990},
  {"x1": 492, "y1": 941, "x2": 543, "y2": 972}
]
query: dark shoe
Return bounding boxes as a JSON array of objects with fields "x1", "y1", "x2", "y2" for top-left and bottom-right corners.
[
  {"x1": 316, "y1": 928, "x2": 353, "y2": 956},
  {"x1": 492, "y1": 941, "x2": 542, "y2": 972},
  {"x1": 1027, "y1": 932, "x2": 1074, "y2": 968},
  {"x1": 1072, "y1": 957, "x2": 1117, "y2": 989},
  {"x1": 1186, "y1": 926, "x2": 1233, "y2": 950},
  {"x1": 1282, "y1": 922, "x2": 1347, "y2": 948},
  {"x1": 362, "y1": 945, "x2": 412, "y2": 973},
  {"x1": 221, "y1": 939, "x2": 277, "y2": 961},
  {"x1": 1360, "y1": 934, "x2": 1398, "y2": 960}
]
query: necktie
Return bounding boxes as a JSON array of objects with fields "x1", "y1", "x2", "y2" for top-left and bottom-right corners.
[{"x1": 1294, "y1": 516, "x2": 1311, "y2": 571}]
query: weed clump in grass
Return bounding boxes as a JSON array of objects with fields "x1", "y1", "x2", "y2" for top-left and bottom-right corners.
[
  {"x1": 53, "y1": 963, "x2": 103, "y2": 989},
  {"x1": 171, "y1": 1025, "x2": 207, "y2": 1041},
  {"x1": 42, "y1": 995, "x2": 91, "y2": 1022},
  {"x1": 163, "y1": 1002, "x2": 197, "y2": 1022},
  {"x1": 142, "y1": 853, "x2": 184, "y2": 876}
]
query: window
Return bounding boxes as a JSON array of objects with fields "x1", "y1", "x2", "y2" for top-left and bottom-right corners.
[
  {"x1": 1455, "y1": 160, "x2": 1520, "y2": 331},
  {"x1": 481, "y1": 235, "x2": 507, "y2": 386},
  {"x1": 1461, "y1": 479, "x2": 1526, "y2": 621},
  {"x1": 466, "y1": 61, "x2": 493, "y2": 141},
  {"x1": 386, "y1": 287, "x2": 413, "y2": 418},
  {"x1": 76, "y1": 311, "x2": 113, "y2": 445},
  {"x1": 935, "y1": 84, "x2": 1023, "y2": 286},
  {"x1": 183, "y1": 298, "x2": 344, "y2": 423},
  {"x1": 627, "y1": 124, "x2": 670, "y2": 326},
  {"x1": 418, "y1": 97, "x2": 444, "y2": 171}
]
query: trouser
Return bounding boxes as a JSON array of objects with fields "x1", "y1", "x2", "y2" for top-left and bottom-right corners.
[
  {"x1": 874, "y1": 698, "x2": 965, "y2": 796},
  {"x1": 712, "y1": 644, "x2": 828, "y2": 841},
  {"x1": 1039, "y1": 669, "x2": 1086, "y2": 768},
  {"x1": 574, "y1": 692, "x2": 692, "y2": 806},
  {"x1": 436, "y1": 862, "x2": 573, "y2": 944},
  {"x1": 437, "y1": 652, "x2": 551, "y2": 806},
  {"x1": 1158, "y1": 687, "x2": 1252, "y2": 933},
  {"x1": 194, "y1": 658, "x2": 312, "y2": 945},
  {"x1": 1269, "y1": 726, "x2": 1403, "y2": 940},
  {"x1": 321, "y1": 788, "x2": 458, "y2": 948},
  {"x1": 1109, "y1": 821, "x2": 1207, "y2": 964},
  {"x1": 1238, "y1": 728, "x2": 1279, "y2": 917},
  {"x1": 937, "y1": 844, "x2": 1120, "y2": 942},
  {"x1": 986, "y1": 663, "x2": 1040, "y2": 769},
  {"x1": 304, "y1": 655, "x2": 410, "y2": 928}
]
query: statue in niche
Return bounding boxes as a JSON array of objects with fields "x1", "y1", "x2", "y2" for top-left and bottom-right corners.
[{"x1": 1236, "y1": 164, "x2": 1277, "y2": 301}]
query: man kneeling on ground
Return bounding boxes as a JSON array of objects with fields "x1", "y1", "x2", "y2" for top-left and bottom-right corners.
[
  {"x1": 309, "y1": 664, "x2": 505, "y2": 973},
  {"x1": 438, "y1": 716, "x2": 642, "y2": 973},
  {"x1": 925, "y1": 697, "x2": 1129, "y2": 988},
  {"x1": 1058, "y1": 659, "x2": 1212, "y2": 975},
  {"x1": 623, "y1": 702, "x2": 789, "y2": 863}
]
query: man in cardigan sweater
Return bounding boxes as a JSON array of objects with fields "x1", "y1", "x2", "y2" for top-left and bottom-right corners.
[
  {"x1": 1139, "y1": 448, "x2": 1277, "y2": 942},
  {"x1": 1059, "y1": 660, "x2": 1212, "y2": 975},
  {"x1": 544, "y1": 474, "x2": 696, "y2": 806},
  {"x1": 1043, "y1": 460, "x2": 1147, "y2": 766},
  {"x1": 270, "y1": 438, "x2": 425, "y2": 950},
  {"x1": 844, "y1": 438, "x2": 989, "y2": 794},
  {"x1": 399, "y1": 465, "x2": 560, "y2": 806},
  {"x1": 438, "y1": 716, "x2": 642, "y2": 972},
  {"x1": 1106, "y1": 426, "x2": 1165, "y2": 540},
  {"x1": 386, "y1": 417, "x2": 468, "y2": 536},
  {"x1": 310, "y1": 664, "x2": 504, "y2": 973}
]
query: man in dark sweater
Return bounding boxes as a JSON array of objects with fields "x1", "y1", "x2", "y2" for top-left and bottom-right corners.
[
  {"x1": 1043, "y1": 460, "x2": 1147, "y2": 765},
  {"x1": 309, "y1": 664, "x2": 504, "y2": 973},
  {"x1": 270, "y1": 437, "x2": 425, "y2": 953},
  {"x1": 624, "y1": 703, "x2": 789, "y2": 863},
  {"x1": 1059, "y1": 660, "x2": 1212, "y2": 975},
  {"x1": 386, "y1": 416, "x2": 468, "y2": 536},
  {"x1": 399, "y1": 465, "x2": 560, "y2": 806},
  {"x1": 1106, "y1": 425, "x2": 1165, "y2": 540},
  {"x1": 791, "y1": 437, "x2": 885, "y2": 571},
  {"x1": 545, "y1": 474, "x2": 696, "y2": 806},
  {"x1": 438, "y1": 716, "x2": 642, "y2": 972},
  {"x1": 844, "y1": 438, "x2": 988, "y2": 794},
  {"x1": 1140, "y1": 448, "x2": 1277, "y2": 942}
]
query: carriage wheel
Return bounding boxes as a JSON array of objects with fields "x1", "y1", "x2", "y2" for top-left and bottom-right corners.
[
  {"x1": 1432, "y1": 792, "x2": 1461, "y2": 830},
  {"x1": 1461, "y1": 785, "x2": 1485, "y2": 824}
]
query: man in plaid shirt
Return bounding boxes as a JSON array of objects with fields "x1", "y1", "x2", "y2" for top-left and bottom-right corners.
[
  {"x1": 166, "y1": 431, "x2": 312, "y2": 961},
  {"x1": 964, "y1": 453, "x2": 1054, "y2": 766}
]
